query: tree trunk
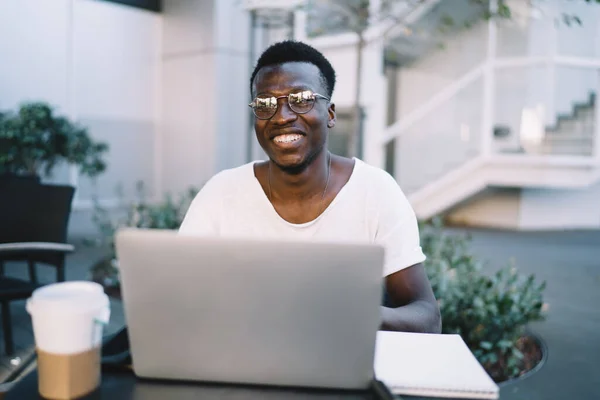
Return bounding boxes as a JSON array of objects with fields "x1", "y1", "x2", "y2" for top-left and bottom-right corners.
[{"x1": 349, "y1": 32, "x2": 365, "y2": 158}]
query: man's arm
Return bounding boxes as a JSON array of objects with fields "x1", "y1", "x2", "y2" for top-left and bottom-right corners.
[{"x1": 380, "y1": 262, "x2": 441, "y2": 333}]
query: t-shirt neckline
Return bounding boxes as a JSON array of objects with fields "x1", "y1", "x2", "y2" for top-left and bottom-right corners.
[{"x1": 250, "y1": 157, "x2": 361, "y2": 228}]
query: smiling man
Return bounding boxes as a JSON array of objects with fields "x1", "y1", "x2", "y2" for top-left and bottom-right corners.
[{"x1": 179, "y1": 40, "x2": 441, "y2": 333}]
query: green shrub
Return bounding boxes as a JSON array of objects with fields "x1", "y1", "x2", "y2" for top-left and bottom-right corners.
[
  {"x1": 420, "y1": 218, "x2": 546, "y2": 382},
  {"x1": 88, "y1": 181, "x2": 199, "y2": 287}
]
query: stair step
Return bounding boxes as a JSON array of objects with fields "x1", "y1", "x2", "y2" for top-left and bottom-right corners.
[
  {"x1": 545, "y1": 128, "x2": 595, "y2": 135},
  {"x1": 530, "y1": 144, "x2": 594, "y2": 156},
  {"x1": 543, "y1": 136, "x2": 594, "y2": 142},
  {"x1": 556, "y1": 120, "x2": 594, "y2": 132}
]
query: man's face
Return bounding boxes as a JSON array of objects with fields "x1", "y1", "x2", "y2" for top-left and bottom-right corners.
[{"x1": 252, "y1": 62, "x2": 335, "y2": 172}]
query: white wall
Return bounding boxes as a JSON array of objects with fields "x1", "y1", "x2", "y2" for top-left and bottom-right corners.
[
  {"x1": 520, "y1": 181, "x2": 600, "y2": 230},
  {"x1": 72, "y1": 1, "x2": 161, "y2": 203},
  {"x1": 161, "y1": 0, "x2": 251, "y2": 195},
  {"x1": 214, "y1": 0, "x2": 252, "y2": 171},
  {"x1": 556, "y1": 0, "x2": 600, "y2": 58},
  {"x1": 0, "y1": 0, "x2": 161, "y2": 237},
  {"x1": 161, "y1": 0, "x2": 217, "y2": 195},
  {"x1": 0, "y1": 0, "x2": 161, "y2": 205},
  {"x1": 323, "y1": 47, "x2": 357, "y2": 108},
  {"x1": 446, "y1": 189, "x2": 522, "y2": 229},
  {"x1": 390, "y1": 21, "x2": 488, "y2": 193},
  {"x1": 0, "y1": 0, "x2": 72, "y2": 184},
  {"x1": 444, "y1": 180, "x2": 600, "y2": 230},
  {"x1": 1, "y1": 0, "x2": 254, "y2": 231},
  {"x1": 396, "y1": 23, "x2": 487, "y2": 121},
  {"x1": 0, "y1": 0, "x2": 70, "y2": 110},
  {"x1": 495, "y1": 0, "x2": 551, "y2": 58}
]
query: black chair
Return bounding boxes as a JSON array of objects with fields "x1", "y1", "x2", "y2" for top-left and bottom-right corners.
[
  {"x1": 0, "y1": 277, "x2": 38, "y2": 356},
  {"x1": 0, "y1": 177, "x2": 75, "y2": 355}
]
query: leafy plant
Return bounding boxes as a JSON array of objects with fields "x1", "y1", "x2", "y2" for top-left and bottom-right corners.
[
  {"x1": 88, "y1": 181, "x2": 199, "y2": 287},
  {"x1": 0, "y1": 102, "x2": 108, "y2": 178},
  {"x1": 420, "y1": 218, "x2": 547, "y2": 382}
]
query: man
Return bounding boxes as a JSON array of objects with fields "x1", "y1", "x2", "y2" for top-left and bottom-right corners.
[{"x1": 179, "y1": 40, "x2": 441, "y2": 334}]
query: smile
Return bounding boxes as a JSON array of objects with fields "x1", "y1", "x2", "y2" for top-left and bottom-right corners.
[{"x1": 273, "y1": 134, "x2": 303, "y2": 144}]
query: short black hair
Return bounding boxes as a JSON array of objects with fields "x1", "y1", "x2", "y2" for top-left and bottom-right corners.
[{"x1": 250, "y1": 40, "x2": 336, "y2": 97}]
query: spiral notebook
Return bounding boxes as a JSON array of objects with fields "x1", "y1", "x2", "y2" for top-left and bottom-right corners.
[{"x1": 374, "y1": 331, "x2": 499, "y2": 399}]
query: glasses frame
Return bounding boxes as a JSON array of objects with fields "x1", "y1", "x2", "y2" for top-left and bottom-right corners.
[{"x1": 249, "y1": 90, "x2": 330, "y2": 120}]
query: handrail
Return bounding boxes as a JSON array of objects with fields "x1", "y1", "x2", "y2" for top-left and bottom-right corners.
[
  {"x1": 381, "y1": 63, "x2": 485, "y2": 144},
  {"x1": 554, "y1": 56, "x2": 600, "y2": 68},
  {"x1": 407, "y1": 154, "x2": 600, "y2": 219},
  {"x1": 408, "y1": 157, "x2": 485, "y2": 204},
  {"x1": 382, "y1": 56, "x2": 600, "y2": 145}
]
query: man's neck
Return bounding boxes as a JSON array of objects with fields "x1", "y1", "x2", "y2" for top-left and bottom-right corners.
[{"x1": 269, "y1": 152, "x2": 330, "y2": 202}]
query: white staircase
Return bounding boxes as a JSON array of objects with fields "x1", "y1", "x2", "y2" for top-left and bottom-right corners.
[
  {"x1": 407, "y1": 155, "x2": 600, "y2": 219},
  {"x1": 373, "y1": 0, "x2": 600, "y2": 222},
  {"x1": 529, "y1": 93, "x2": 596, "y2": 156},
  {"x1": 384, "y1": 65, "x2": 600, "y2": 221},
  {"x1": 495, "y1": 93, "x2": 597, "y2": 157}
]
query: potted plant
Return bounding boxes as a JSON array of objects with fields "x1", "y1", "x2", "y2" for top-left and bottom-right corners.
[
  {"x1": 0, "y1": 102, "x2": 109, "y2": 281},
  {"x1": 421, "y1": 218, "x2": 547, "y2": 383},
  {"x1": 0, "y1": 101, "x2": 108, "y2": 181}
]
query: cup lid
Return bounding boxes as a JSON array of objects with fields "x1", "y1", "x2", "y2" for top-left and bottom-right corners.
[
  {"x1": 27, "y1": 281, "x2": 109, "y2": 316},
  {"x1": 32, "y1": 281, "x2": 104, "y2": 298}
]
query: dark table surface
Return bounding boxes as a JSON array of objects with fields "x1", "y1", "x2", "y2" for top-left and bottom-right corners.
[{"x1": 6, "y1": 367, "x2": 397, "y2": 400}]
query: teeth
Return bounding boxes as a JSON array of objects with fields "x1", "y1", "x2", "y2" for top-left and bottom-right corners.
[{"x1": 274, "y1": 134, "x2": 302, "y2": 144}]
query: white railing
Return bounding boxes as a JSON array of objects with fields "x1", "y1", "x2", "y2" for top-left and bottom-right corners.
[
  {"x1": 392, "y1": 74, "x2": 485, "y2": 195},
  {"x1": 494, "y1": 63, "x2": 598, "y2": 157},
  {"x1": 381, "y1": 64, "x2": 485, "y2": 144},
  {"x1": 383, "y1": 0, "x2": 600, "y2": 196}
]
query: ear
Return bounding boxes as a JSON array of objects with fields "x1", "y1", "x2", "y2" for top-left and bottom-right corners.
[{"x1": 327, "y1": 103, "x2": 336, "y2": 128}]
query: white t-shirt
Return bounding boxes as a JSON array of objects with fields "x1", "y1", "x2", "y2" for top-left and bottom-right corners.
[{"x1": 178, "y1": 158, "x2": 426, "y2": 277}]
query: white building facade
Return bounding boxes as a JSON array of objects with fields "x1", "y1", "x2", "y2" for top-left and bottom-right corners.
[
  {"x1": 1, "y1": 0, "x2": 599, "y2": 232},
  {"x1": 1, "y1": 0, "x2": 256, "y2": 235},
  {"x1": 298, "y1": 0, "x2": 600, "y2": 230}
]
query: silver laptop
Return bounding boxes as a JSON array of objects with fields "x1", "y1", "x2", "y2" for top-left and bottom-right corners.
[{"x1": 114, "y1": 228, "x2": 385, "y2": 390}]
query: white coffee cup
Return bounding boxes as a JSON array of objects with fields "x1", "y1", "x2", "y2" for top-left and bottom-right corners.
[
  {"x1": 26, "y1": 281, "x2": 111, "y2": 354},
  {"x1": 26, "y1": 281, "x2": 111, "y2": 399}
]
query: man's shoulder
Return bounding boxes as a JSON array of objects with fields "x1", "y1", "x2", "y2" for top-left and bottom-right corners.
[
  {"x1": 352, "y1": 158, "x2": 400, "y2": 190},
  {"x1": 350, "y1": 159, "x2": 415, "y2": 220}
]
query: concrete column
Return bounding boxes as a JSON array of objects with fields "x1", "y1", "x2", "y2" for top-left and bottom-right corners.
[
  {"x1": 161, "y1": 0, "x2": 251, "y2": 195},
  {"x1": 361, "y1": 37, "x2": 387, "y2": 169},
  {"x1": 293, "y1": 9, "x2": 307, "y2": 41},
  {"x1": 214, "y1": 0, "x2": 252, "y2": 171}
]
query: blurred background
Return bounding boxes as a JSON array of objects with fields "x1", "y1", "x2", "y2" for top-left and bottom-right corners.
[
  {"x1": 2, "y1": 0, "x2": 600, "y2": 235},
  {"x1": 1, "y1": 0, "x2": 599, "y2": 399}
]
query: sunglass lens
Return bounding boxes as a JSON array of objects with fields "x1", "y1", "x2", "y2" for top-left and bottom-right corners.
[
  {"x1": 288, "y1": 91, "x2": 315, "y2": 114},
  {"x1": 253, "y1": 97, "x2": 277, "y2": 119}
]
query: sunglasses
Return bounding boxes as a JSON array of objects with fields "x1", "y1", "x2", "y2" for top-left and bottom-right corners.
[{"x1": 249, "y1": 90, "x2": 330, "y2": 120}]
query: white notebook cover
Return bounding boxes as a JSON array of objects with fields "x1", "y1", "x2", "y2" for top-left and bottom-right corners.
[{"x1": 374, "y1": 331, "x2": 499, "y2": 399}]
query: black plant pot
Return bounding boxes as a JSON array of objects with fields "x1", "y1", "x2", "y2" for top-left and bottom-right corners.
[{"x1": 0, "y1": 172, "x2": 41, "y2": 183}]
